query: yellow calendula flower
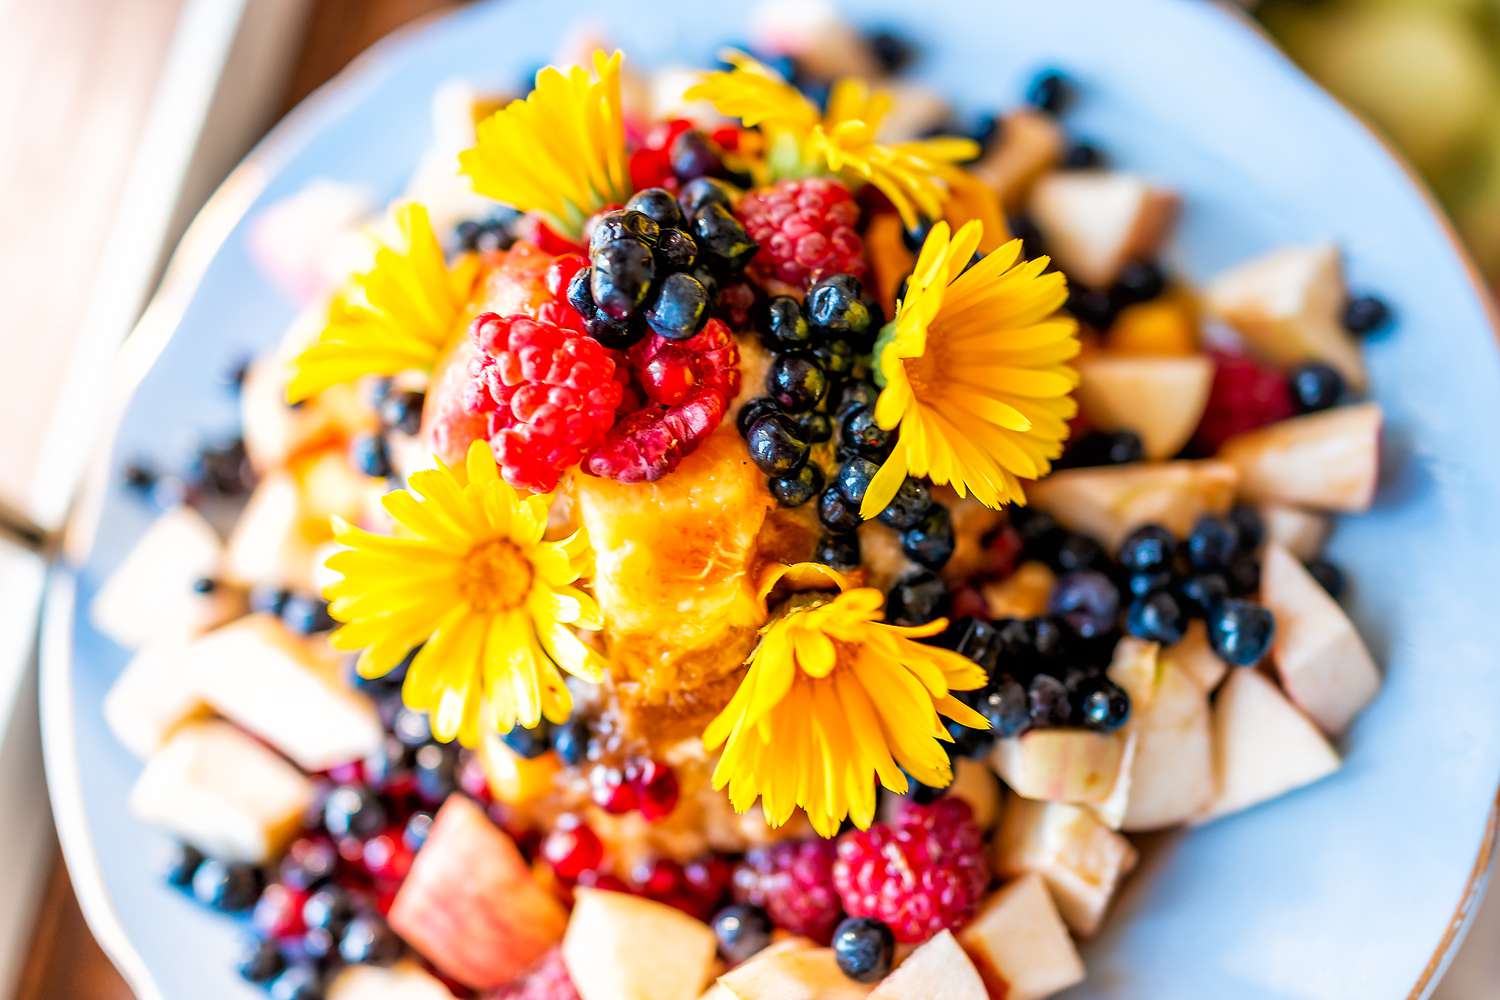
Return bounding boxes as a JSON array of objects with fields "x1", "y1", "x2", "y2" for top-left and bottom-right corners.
[
  {"x1": 685, "y1": 52, "x2": 978, "y2": 228},
  {"x1": 286, "y1": 202, "x2": 480, "y2": 403},
  {"x1": 324, "y1": 440, "x2": 605, "y2": 747},
  {"x1": 703, "y1": 563, "x2": 988, "y2": 837},
  {"x1": 861, "y1": 220, "x2": 1080, "y2": 518},
  {"x1": 459, "y1": 50, "x2": 631, "y2": 240}
]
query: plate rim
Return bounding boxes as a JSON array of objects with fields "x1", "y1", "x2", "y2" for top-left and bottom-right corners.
[{"x1": 38, "y1": 2, "x2": 1500, "y2": 997}]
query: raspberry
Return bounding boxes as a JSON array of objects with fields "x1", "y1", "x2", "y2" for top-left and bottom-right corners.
[
  {"x1": 833, "y1": 798, "x2": 989, "y2": 943},
  {"x1": 491, "y1": 947, "x2": 581, "y2": 1000},
  {"x1": 464, "y1": 312, "x2": 624, "y2": 493},
  {"x1": 1193, "y1": 349, "x2": 1295, "y2": 453},
  {"x1": 739, "y1": 178, "x2": 867, "y2": 290},
  {"x1": 733, "y1": 838, "x2": 844, "y2": 944}
]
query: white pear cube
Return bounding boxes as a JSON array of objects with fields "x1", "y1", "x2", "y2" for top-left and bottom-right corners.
[
  {"x1": 1165, "y1": 622, "x2": 1228, "y2": 695},
  {"x1": 1220, "y1": 403, "x2": 1382, "y2": 513},
  {"x1": 716, "y1": 941, "x2": 872, "y2": 1000},
  {"x1": 1200, "y1": 669, "x2": 1341, "y2": 822},
  {"x1": 327, "y1": 960, "x2": 455, "y2": 1000},
  {"x1": 564, "y1": 890, "x2": 718, "y2": 1000},
  {"x1": 1121, "y1": 661, "x2": 1215, "y2": 831},
  {"x1": 1105, "y1": 637, "x2": 1160, "y2": 712},
  {"x1": 870, "y1": 930, "x2": 986, "y2": 1000},
  {"x1": 103, "y1": 641, "x2": 210, "y2": 758},
  {"x1": 1261, "y1": 543, "x2": 1380, "y2": 734},
  {"x1": 957, "y1": 874, "x2": 1085, "y2": 1000},
  {"x1": 949, "y1": 757, "x2": 1003, "y2": 831},
  {"x1": 994, "y1": 798, "x2": 1138, "y2": 937},
  {"x1": 1028, "y1": 460, "x2": 1237, "y2": 550},
  {"x1": 129, "y1": 720, "x2": 313, "y2": 863},
  {"x1": 972, "y1": 109, "x2": 1064, "y2": 207},
  {"x1": 1258, "y1": 503, "x2": 1330, "y2": 560},
  {"x1": 1204, "y1": 244, "x2": 1365, "y2": 387},
  {"x1": 992, "y1": 730, "x2": 1126, "y2": 807},
  {"x1": 1075, "y1": 354, "x2": 1213, "y2": 460},
  {"x1": 1090, "y1": 732, "x2": 1137, "y2": 832},
  {"x1": 190, "y1": 615, "x2": 383, "y2": 771},
  {"x1": 91, "y1": 507, "x2": 234, "y2": 647},
  {"x1": 982, "y1": 561, "x2": 1056, "y2": 619},
  {"x1": 1028, "y1": 172, "x2": 1179, "y2": 288},
  {"x1": 223, "y1": 473, "x2": 324, "y2": 593}
]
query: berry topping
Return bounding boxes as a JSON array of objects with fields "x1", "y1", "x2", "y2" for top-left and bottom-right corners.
[
  {"x1": 832, "y1": 798, "x2": 988, "y2": 943},
  {"x1": 733, "y1": 838, "x2": 844, "y2": 943},
  {"x1": 739, "y1": 178, "x2": 867, "y2": 290},
  {"x1": 1194, "y1": 350, "x2": 1295, "y2": 452}
]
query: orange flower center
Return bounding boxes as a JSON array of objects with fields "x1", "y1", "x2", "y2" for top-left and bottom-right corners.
[{"x1": 457, "y1": 539, "x2": 533, "y2": 612}]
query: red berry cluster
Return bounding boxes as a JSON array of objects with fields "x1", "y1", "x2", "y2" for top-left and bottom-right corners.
[
  {"x1": 629, "y1": 118, "x2": 747, "y2": 192},
  {"x1": 586, "y1": 758, "x2": 682, "y2": 820},
  {"x1": 1194, "y1": 348, "x2": 1296, "y2": 453},
  {"x1": 732, "y1": 838, "x2": 844, "y2": 943},
  {"x1": 490, "y1": 947, "x2": 582, "y2": 1000},
  {"x1": 739, "y1": 178, "x2": 867, "y2": 290}
]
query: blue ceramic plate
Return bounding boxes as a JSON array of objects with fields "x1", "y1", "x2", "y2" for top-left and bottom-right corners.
[{"x1": 41, "y1": 1, "x2": 1500, "y2": 997}]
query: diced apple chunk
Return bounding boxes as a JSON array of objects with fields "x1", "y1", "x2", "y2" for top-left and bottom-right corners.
[
  {"x1": 1105, "y1": 637, "x2": 1160, "y2": 712},
  {"x1": 958, "y1": 874, "x2": 1085, "y2": 1000},
  {"x1": 1028, "y1": 461, "x2": 1237, "y2": 550},
  {"x1": 1258, "y1": 503, "x2": 1329, "y2": 560},
  {"x1": 982, "y1": 561, "x2": 1055, "y2": 619},
  {"x1": 870, "y1": 930, "x2": 986, "y2": 1000},
  {"x1": 222, "y1": 473, "x2": 325, "y2": 593},
  {"x1": 949, "y1": 757, "x2": 1003, "y2": 831},
  {"x1": 1204, "y1": 244, "x2": 1365, "y2": 388},
  {"x1": 994, "y1": 798, "x2": 1138, "y2": 937},
  {"x1": 971, "y1": 109, "x2": 1064, "y2": 207},
  {"x1": 1028, "y1": 172, "x2": 1178, "y2": 288},
  {"x1": 991, "y1": 729, "x2": 1125, "y2": 807},
  {"x1": 104, "y1": 641, "x2": 210, "y2": 758},
  {"x1": 1199, "y1": 670, "x2": 1341, "y2": 822},
  {"x1": 91, "y1": 507, "x2": 235, "y2": 647},
  {"x1": 1121, "y1": 661, "x2": 1215, "y2": 832},
  {"x1": 1261, "y1": 543, "x2": 1379, "y2": 734},
  {"x1": 129, "y1": 720, "x2": 313, "y2": 863},
  {"x1": 326, "y1": 960, "x2": 454, "y2": 1000},
  {"x1": 564, "y1": 889, "x2": 717, "y2": 1000},
  {"x1": 716, "y1": 940, "x2": 871, "y2": 1000},
  {"x1": 1165, "y1": 622, "x2": 1228, "y2": 695},
  {"x1": 189, "y1": 614, "x2": 383, "y2": 771},
  {"x1": 1219, "y1": 404, "x2": 1382, "y2": 513},
  {"x1": 390, "y1": 797, "x2": 567, "y2": 989},
  {"x1": 1075, "y1": 354, "x2": 1213, "y2": 460}
]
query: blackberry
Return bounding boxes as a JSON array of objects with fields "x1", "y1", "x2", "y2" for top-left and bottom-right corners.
[
  {"x1": 901, "y1": 505, "x2": 954, "y2": 570},
  {"x1": 806, "y1": 274, "x2": 873, "y2": 340},
  {"x1": 759, "y1": 295, "x2": 814, "y2": 351},
  {"x1": 886, "y1": 571, "x2": 949, "y2": 626},
  {"x1": 590, "y1": 209, "x2": 660, "y2": 251},
  {"x1": 654, "y1": 227, "x2": 699, "y2": 271},
  {"x1": 818, "y1": 486, "x2": 863, "y2": 533},
  {"x1": 591, "y1": 238, "x2": 656, "y2": 319},
  {"x1": 1126, "y1": 590, "x2": 1187, "y2": 645},
  {"x1": 841, "y1": 406, "x2": 893, "y2": 459},
  {"x1": 768, "y1": 355, "x2": 829, "y2": 412},
  {"x1": 1290, "y1": 362, "x2": 1345, "y2": 413},
  {"x1": 875, "y1": 477, "x2": 932, "y2": 528},
  {"x1": 737, "y1": 397, "x2": 781, "y2": 438},
  {"x1": 747, "y1": 414, "x2": 809, "y2": 475},
  {"x1": 770, "y1": 463, "x2": 826, "y2": 508},
  {"x1": 645, "y1": 271, "x2": 710, "y2": 340},
  {"x1": 815, "y1": 532, "x2": 861, "y2": 572},
  {"x1": 692, "y1": 203, "x2": 758, "y2": 270},
  {"x1": 626, "y1": 187, "x2": 686, "y2": 229}
]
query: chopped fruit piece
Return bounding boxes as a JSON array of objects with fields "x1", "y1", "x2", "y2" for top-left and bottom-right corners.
[
  {"x1": 1199, "y1": 669, "x2": 1341, "y2": 823},
  {"x1": 1164, "y1": 622, "x2": 1228, "y2": 694},
  {"x1": 1107, "y1": 295, "x2": 1198, "y2": 356},
  {"x1": 91, "y1": 507, "x2": 235, "y2": 647},
  {"x1": 1258, "y1": 503, "x2": 1329, "y2": 561},
  {"x1": 241, "y1": 350, "x2": 374, "y2": 472},
  {"x1": 478, "y1": 732, "x2": 561, "y2": 805},
  {"x1": 1204, "y1": 244, "x2": 1365, "y2": 388},
  {"x1": 715, "y1": 941, "x2": 874, "y2": 1000},
  {"x1": 103, "y1": 641, "x2": 210, "y2": 758},
  {"x1": 739, "y1": 178, "x2": 866, "y2": 290},
  {"x1": 562, "y1": 889, "x2": 717, "y2": 1000},
  {"x1": 971, "y1": 109, "x2": 1065, "y2": 207},
  {"x1": 1261, "y1": 543, "x2": 1380, "y2": 735},
  {"x1": 1120, "y1": 660, "x2": 1215, "y2": 832},
  {"x1": 1219, "y1": 403, "x2": 1383, "y2": 513},
  {"x1": 946, "y1": 757, "x2": 1003, "y2": 831},
  {"x1": 991, "y1": 730, "x2": 1127, "y2": 807},
  {"x1": 389, "y1": 796, "x2": 567, "y2": 989},
  {"x1": 1105, "y1": 636, "x2": 1160, "y2": 713},
  {"x1": 981, "y1": 561, "x2": 1056, "y2": 619},
  {"x1": 834, "y1": 799, "x2": 989, "y2": 944},
  {"x1": 1028, "y1": 172, "x2": 1179, "y2": 288},
  {"x1": 1075, "y1": 354, "x2": 1212, "y2": 460},
  {"x1": 733, "y1": 838, "x2": 843, "y2": 944},
  {"x1": 188, "y1": 615, "x2": 383, "y2": 772},
  {"x1": 326, "y1": 960, "x2": 455, "y2": 1000},
  {"x1": 993, "y1": 799, "x2": 1138, "y2": 937},
  {"x1": 221, "y1": 473, "x2": 329, "y2": 595},
  {"x1": 491, "y1": 948, "x2": 582, "y2": 1000},
  {"x1": 1192, "y1": 349, "x2": 1296, "y2": 453},
  {"x1": 1028, "y1": 461, "x2": 1237, "y2": 551},
  {"x1": 957, "y1": 875, "x2": 1085, "y2": 1000},
  {"x1": 869, "y1": 929, "x2": 986, "y2": 999},
  {"x1": 129, "y1": 720, "x2": 313, "y2": 864}
]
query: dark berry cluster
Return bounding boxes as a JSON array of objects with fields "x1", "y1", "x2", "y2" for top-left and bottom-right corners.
[{"x1": 454, "y1": 205, "x2": 523, "y2": 255}]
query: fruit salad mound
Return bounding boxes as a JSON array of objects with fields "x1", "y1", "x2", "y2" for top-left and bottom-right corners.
[{"x1": 101, "y1": 12, "x2": 1391, "y2": 1000}]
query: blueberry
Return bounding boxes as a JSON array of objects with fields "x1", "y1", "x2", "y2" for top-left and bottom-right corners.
[
  {"x1": 302, "y1": 886, "x2": 357, "y2": 934},
  {"x1": 351, "y1": 434, "x2": 391, "y2": 479},
  {"x1": 455, "y1": 206, "x2": 520, "y2": 253},
  {"x1": 1027, "y1": 673, "x2": 1072, "y2": 726},
  {"x1": 1054, "y1": 533, "x2": 1105, "y2": 573},
  {"x1": 806, "y1": 275, "x2": 872, "y2": 339},
  {"x1": 901, "y1": 505, "x2": 954, "y2": 570},
  {"x1": 1009, "y1": 212, "x2": 1046, "y2": 257},
  {"x1": 1186, "y1": 515, "x2": 1240, "y2": 571},
  {"x1": 323, "y1": 785, "x2": 386, "y2": 840},
  {"x1": 1290, "y1": 362, "x2": 1345, "y2": 413},
  {"x1": 796, "y1": 411, "x2": 833, "y2": 444},
  {"x1": 1075, "y1": 677, "x2": 1131, "y2": 733},
  {"x1": 670, "y1": 129, "x2": 725, "y2": 182},
  {"x1": 1026, "y1": 69, "x2": 1073, "y2": 115},
  {"x1": 1343, "y1": 294, "x2": 1391, "y2": 336},
  {"x1": 692, "y1": 203, "x2": 758, "y2": 270},
  {"x1": 975, "y1": 675, "x2": 1031, "y2": 738},
  {"x1": 1207, "y1": 599, "x2": 1276, "y2": 666},
  {"x1": 502, "y1": 722, "x2": 552, "y2": 759},
  {"x1": 590, "y1": 209, "x2": 660, "y2": 251},
  {"x1": 818, "y1": 485, "x2": 863, "y2": 533},
  {"x1": 302, "y1": 925, "x2": 340, "y2": 965},
  {"x1": 1225, "y1": 554, "x2": 1261, "y2": 595},
  {"x1": 191, "y1": 859, "x2": 261, "y2": 912},
  {"x1": 1126, "y1": 570, "x2": 1172, "y2": 598},
  {"x1": 1048, "y1": 570, "x2": 1120, "y2": 639},
  {"x1": 876, "y1": 477, "x2": 932, "y2": 528},
  {"x1": 1227, "y1": 504, "x2": 1264, "y2": 549},
  {"x1": 841, "y1": 405, "x2": 893, "y2": 459},
  {"x1": 946, "y1": 617, "x2": 1000, "y2": 668},
  {"x1": 677, "y1": 176, "x2": 739, "y2": 216},
  {"x1": 747, "y1": 413, "x2": 809, "y2": 475},
  {"x1": 1117, "y1": 524, "x2": 1174, "y2": 574},
  {"x1": 867, "y1": 27, "x2": 915, "y2": 74},
  {"x1": 625, "y1": 187, "x2": 686, "y2": 229},
  {"x1": 237, "y1": 937, "x2": 286, "y2": 983},
  {"x1": 1062, "y1": 141, "x2": 1104, "y2": 170},
  {"x1": 645, "y1": 271, "x2": 709, "y2": 339},
  {"x1": 770, "y1": 463, "x2": 825, "y2": 508},
  {"x1": 767, "y1": 355, "x2": 829, "y2": 412},
  {"x1": 886, "y1": 571, "x2": 950, "y2": 626},
  {"x1": 1011, "y1": 507, "x2": 1064, "y2": 562},
  {"x1": 967, "y1": 112, "x2": 1003, "y2": 150},
  {"x1": 1065, "y1": 287, "x2": 1116, "y2": 329},
  {"x1": 591, "y1": 238, "x2": 656, "y2": 319},
  {"x1": 392, "y1": 706, "x2": 432, "y2": 747},
  {"x1": 280, "y1": 838, "x2": 338, "y2": 892},
  {"x1": 832, "y1": 917, "x2": 895, "y2": 982},
  {"x1": 713, "y1": 904, "x2": 774, "y2": 964},
  {"x1": 339, "y1": 913, "x2": 403, "y2": 966},
  {"x1": 901, "y1": 217, "x2": 935, "y2": 253},
  {"x1": 835, "y1": 457, "x2": 880, "y2": 506},
  {"x1": 551, "y1": 716, "x2": 591, "y2": 766},
  {"x1": 1113, "y1": 259, "x2": 1165, "y2": 304},
  {"x1": 1060, "y1": 429, "x2": 1142, "y2": 467},
  {"x1": 759, "y1": 295, "x2": 813, "y2": 351},
  {"x1": 835, "y1": 380, "x2": 879, "y2": 421},
  {"x1": 813, "y1": 338, "x2": 856, "y2": 381},
  {"x1": 379, "y1": 390, "x2": 425, "y2": 435},
  {"x1": 901, "y1": 768, "x2": 947, "y2": 803},
  {"x1": 1126, "y1": 590, "x2": 1187, "y2": 644},
  {"x1": 403, "y1": 812, "x2": 434, "y2": 852},
  {"x1": 163, "y1": 841, "x2": 204, "y2": 887},
  {"x1": 815, "y1": 532, "x2": 861, "y2": 572},
  {"x1": 362, "y1": 737, "x2": 413, "y2": 794},
  {"x1": 736, "y1": 398, "x2": 781, "y2": 439},
  {"x1": 1178, "y1": 573, "x2": 1229, "y2": 614},
  {"x1": 654, "y1": 227, "x2": 699, "y2": 271},
  {"x1": 587, "y1": 312, "x2": 647, "y2": 349},
  {"x1": 414, "y1": 743, "x2": 458, "y2": 804},
  {"x1": 567, "y1": 266, "x2": 596, "y2": 315},
  {"x1": 269, "y1": 963, "x2": 325, "y2": 1000},
  {"x1": 1305, "y1": 558, "x2": 1346, "y2": 598},
  {"x1": 281, "y1": 594, "x2": 334, "y2": 634},
  {"x1": 251, "y1": 586, "x2": 292, "y2": 617}
]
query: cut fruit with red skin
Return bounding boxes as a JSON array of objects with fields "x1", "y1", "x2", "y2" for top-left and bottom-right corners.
[{"x1": 388, "y1": 796, "x2": 567, "y2": 989}]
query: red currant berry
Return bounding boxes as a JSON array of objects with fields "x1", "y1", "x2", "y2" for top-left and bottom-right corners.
[
  {"x1": 633, "y1": 760, "x2": 680, "y2": 822},
  {"x1": 542, "y1": 817, "x2": 605, "y2": 881},
  {"x1": 633, "y1": 857, "x2": 685, "y2": 899},
  {"x1": 590, "y1": 765, "x2": 637, "y2": 815},
  {"x1": 252, "y1": 883, "x2": 308, "y2": 940},
  {"x1": 361, "y1": 830, "x2": 415, "y2": 883},
  {"x1": 546, "y1": 253, "x2": 589, "y2": 299}
]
